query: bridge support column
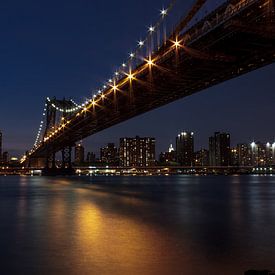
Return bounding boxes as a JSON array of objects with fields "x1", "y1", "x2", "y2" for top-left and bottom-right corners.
[
  {"x1": 46, "y1": 152, "x2": 56, "y2": 169},
  {"x1": 57, "y1": 146, "x2": 75, "y2": 175},
  {"x1": 62, "y1": 146, "x2": 72, "y2": 169},
  {"x1": 42, "y1": 152, "x2": 57, "y2": 175}
]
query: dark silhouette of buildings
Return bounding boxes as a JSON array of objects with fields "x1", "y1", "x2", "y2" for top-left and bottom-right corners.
[
  {"x1": 86, "y1": 152, "x2": 96, "y2": 164},
  {"x1": 209, "y1": 132, "x2": 230, "y2": 166},
  {"x1": 176, "y1": 131, "x2": 194, "y2": 166},
  {"x1": 75, "y1": 144, "x2": 85, "y2": 165},
  {"x1": 194, "y1": 149, "x2": 209, "y2": 166},
  {"x1": 100, "y1": 143, "x2": 118, "y2": 165},
  {"x1": 2, "y1": 152, "x2": 9, "y2": 163},
  {"x1": 119, "y1": 136, "x2": 155, "y2": 167},
  {"x1": 159, "y1": 144, "x2": 176, "y2": 165}
]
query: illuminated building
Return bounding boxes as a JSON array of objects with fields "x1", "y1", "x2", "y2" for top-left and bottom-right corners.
[
  {"x1": 194, "y1": 149, "x2": 209, "y2": 167},
  {"x1": 237, "y1": 143, "x2": 252, "y2": 166},
  {"x1": 119, "y1": 136, "x2": 155, "y2": 167},
  {"x1": 209, "y1": 132, "x2": 230, "y2": 166},
  {"x1": 75, "y1": 144, "x2": 85, "y2": 165},
  {"x1": 251, "y1": 141, "x2": 274, "y2": 167},
  {"x1": 159, "y1": 144, "x2": 176, "y2": 164},
  {"x1": 100, "y1": 143, "x2": 118, "y2": 165},
  {"x1": 230, "y1": 147, "x2": 238, "y2": 166},
  {"x1": 176, "y1": 131, "x2": 194, "y2": 166}
]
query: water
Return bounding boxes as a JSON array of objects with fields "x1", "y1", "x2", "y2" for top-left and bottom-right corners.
[{"x1": 0, "y1": 175, "x2": 275, "y2": 275}]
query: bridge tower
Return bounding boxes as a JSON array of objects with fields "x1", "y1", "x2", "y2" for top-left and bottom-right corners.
[
  {"x1": 42, "y1": 97, "x2": 78, "y2": 175},
  {"x1": 44, "y1": 99, "x2": 57, "y2": 170}
]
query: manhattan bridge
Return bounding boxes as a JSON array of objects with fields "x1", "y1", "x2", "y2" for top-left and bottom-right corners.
[{"x1": 22, "y1": 0, "x2": 275, "y2": 174}]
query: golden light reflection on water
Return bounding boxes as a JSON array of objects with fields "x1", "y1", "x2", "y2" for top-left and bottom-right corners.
[
  {"x1": 14, "y1": 177, "x2": 259, "y2": 275},
  {"x1": 70, "y1": 193, "x2": 189, "y2": 274}
]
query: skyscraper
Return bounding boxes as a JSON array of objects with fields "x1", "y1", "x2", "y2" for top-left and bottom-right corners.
[
  {"x1": 194, "y1": 149, "x2": 209, "y2": 166},
  {"x1": 176, "y1": 131, "x2": 194, "y2": 166},
  {"x1": 75, "y1": 144, "x2": 85, "y2": 164},
  {"x1": 230, "y1": 147, "x2": 239, "y2": 166},
  {"x1": 119, "y1": 136, "x2": 155, "y2": 167},
  {"x1": 237, "y1": 143, "x2": 252, "y2": 166},
  {"x1": 250, "y1": 141, "x2": 274, "y2": 167},
  {"x1": 2, "y1": 152, "x2": 9, "y2": 164},
  {"x1": 159, "y1": 144, "x2": 176, "y2": 164},
  {"x1": 100, "y1": 143, "x2": 118, "y2": 165},
  {"x1": 209, "y1": 132, "x2": 230, "y2": 166},
  {"x1": 86, "y1": 152, "x2": 96, "y2": 164}
]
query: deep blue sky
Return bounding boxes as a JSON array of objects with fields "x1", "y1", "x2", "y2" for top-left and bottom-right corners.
[{"x1": 0, "y1": 0, "x2": 274, "y2": 157}]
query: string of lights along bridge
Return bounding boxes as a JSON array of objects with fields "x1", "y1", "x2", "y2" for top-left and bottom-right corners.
[{"x1": 22, "y1": 0, "x2": 275, "y2": 171}]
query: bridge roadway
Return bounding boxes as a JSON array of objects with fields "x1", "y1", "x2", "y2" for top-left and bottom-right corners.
[{"x1": 29, "y1": 0, "x2": 275, "y2": 159}]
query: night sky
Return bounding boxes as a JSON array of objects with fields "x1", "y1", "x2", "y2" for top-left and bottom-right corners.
[{"x1": 0, "y1": 0, "x2": 274, "y2": 157}]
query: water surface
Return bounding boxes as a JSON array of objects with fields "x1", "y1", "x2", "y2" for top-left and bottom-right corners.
[{"x1": 0, "y1": 175, "x2": 275, "y2": 274}]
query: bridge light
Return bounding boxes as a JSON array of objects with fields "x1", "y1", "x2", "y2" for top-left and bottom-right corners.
[
  {"x1": 92, "y1": 100, "x2": 96, "y2": 106},
  {"x1": 173, "y1": 38, "x2": 181, "y2": 48},
  {"x1": 138, "y1": 40, "x2": 144, "y2": 47},
  {"x1": 160, "y1": 9, "x2": 167, "y2": 17},
  {"x1": 129, "y1": 52, "x2": 135, "y2": 59},
  {"x1": 122, "y1": 63, "x2": 127, "y2": 68},
  {"x1": 127, "y1": 72, "x2": 134, "y2": 80},
  {"x1": 112, "y1": 84, "x2": 118, "y2": 92},
  {"x1": 149, "y1": 26, "x2": 155, "y2": 33},
  {"x1": 101, "y1": 94, "x2": 105, "y2": 99},
  {"x1": 146, "y1": 57, "x2": 155, "y2": 67}
]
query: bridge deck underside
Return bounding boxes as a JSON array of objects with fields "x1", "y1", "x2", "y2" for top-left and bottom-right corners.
[{"x1": 31, "y1": 0, "x2": 275, "y2": 158}]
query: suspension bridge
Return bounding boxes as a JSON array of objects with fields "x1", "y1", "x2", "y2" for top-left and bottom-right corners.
[{"x1": 22, "y1": 0, "x2": 275, "y2": 174}]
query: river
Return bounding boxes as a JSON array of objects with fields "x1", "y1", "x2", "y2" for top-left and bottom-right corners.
[{"x1": 0, "y1": 175, "x2": 274, "y2": 274}]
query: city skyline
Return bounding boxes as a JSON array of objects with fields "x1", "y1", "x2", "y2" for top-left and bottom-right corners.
[
  {"x1": 42, "y1": 132, "x2": 275, "y2": 165},
  {"x1": 0, "y1": 0, "x2": 274, "y2": 156},
  {"x1": 1, "y1": 127, "x2": 275, "y2": 158},
  {"x1": 2, "y1": 129, "x2": 275, "y2": 172}
]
